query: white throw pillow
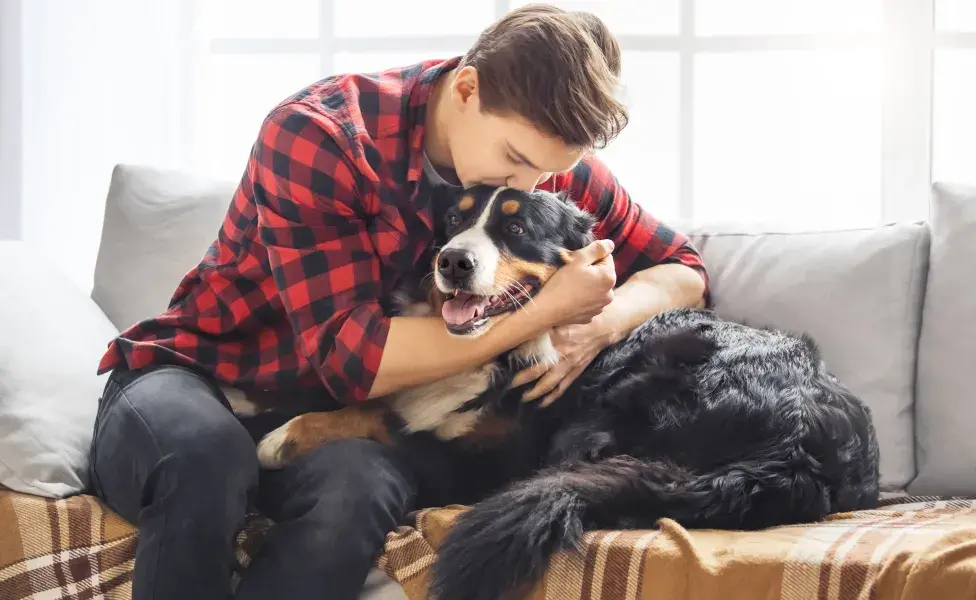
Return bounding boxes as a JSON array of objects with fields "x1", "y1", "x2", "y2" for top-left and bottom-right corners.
[{"x1": 0, "y1": 241, "x2": 119, "y2": 497}]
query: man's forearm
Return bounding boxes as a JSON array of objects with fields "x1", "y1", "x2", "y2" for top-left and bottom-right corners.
[
  {"x1": 593, "y1": 263, "x2": 707, "y2": 346},
  {"x1": 368, "y1": 309, "x2": 551, "y2": 399}
]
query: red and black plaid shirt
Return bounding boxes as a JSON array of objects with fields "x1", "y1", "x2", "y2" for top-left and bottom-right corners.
[{"x1": 98, "y1": 56, "x2": 710, "y2": 405}]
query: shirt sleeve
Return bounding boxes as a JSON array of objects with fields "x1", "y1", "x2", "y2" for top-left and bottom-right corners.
[
  {"x1": 547, "y1": 153, "x2": 711, "y2": 304},
  {"x1": 251, "y1": 104, "x2": 390, "y2": 404}
]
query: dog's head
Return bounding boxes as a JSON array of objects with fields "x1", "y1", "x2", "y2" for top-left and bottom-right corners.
[{"x1": 432, "y1": 185, "x2": 596, "y2": 336}]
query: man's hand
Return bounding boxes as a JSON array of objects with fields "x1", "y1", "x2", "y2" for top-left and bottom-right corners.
[
  {"x1": 531, "y1": 239, "x2": 617, "y2": 328},
  {"x1": 511, "y1": 257, "x2": 708, "y2": 408},
  {"x1": 510, "y1": 318, "x2": 612, "y2": 407},
  {"x1": 508, "y1": 239, "x2": 618, "y2": 406}
]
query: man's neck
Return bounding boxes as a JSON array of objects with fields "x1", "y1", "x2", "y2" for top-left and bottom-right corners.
[{"x1": 423, "y1": 68, "x2": 460, "y2": 183}]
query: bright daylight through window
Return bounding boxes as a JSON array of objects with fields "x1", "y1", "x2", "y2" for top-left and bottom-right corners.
[{"x1": 193, "y1": 0, "x2": 976, "y2": 229}]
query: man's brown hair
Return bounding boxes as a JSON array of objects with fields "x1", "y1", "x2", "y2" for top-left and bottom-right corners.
[{"x1": 460, "y1": 3, "x2": 628, "y2": 150}]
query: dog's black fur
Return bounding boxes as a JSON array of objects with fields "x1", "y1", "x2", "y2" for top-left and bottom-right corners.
[{"x1": 373, "y1": 186, "x2": 882, "y2": 600}]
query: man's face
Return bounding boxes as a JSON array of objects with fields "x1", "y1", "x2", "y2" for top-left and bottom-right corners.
[{"x1": 445, "y1": 67, "x2": 586, "y2": 191}]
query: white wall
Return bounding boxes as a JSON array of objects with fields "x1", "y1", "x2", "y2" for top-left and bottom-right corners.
[
  {"x1": 16, "y1": 0, "x2": 188, "y2": 291},
  {"x1": 0, "y1": 0, "x2": 23, "y2": 240}
]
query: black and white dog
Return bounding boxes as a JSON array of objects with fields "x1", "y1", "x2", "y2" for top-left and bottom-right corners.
[{"x1": 253, "y1": 185, "x2": 881, "y2": 600}]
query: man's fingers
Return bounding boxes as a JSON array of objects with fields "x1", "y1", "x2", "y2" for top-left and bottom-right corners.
[
  {"x1": 573, "y1": 239, "x2": 614, "y2": 265},
  {"x1": 521, "y1": 366, "x2": 566, "y2": 402},
  {"x1": 540, "y1": 364, "x2": 586, "y2": 408},
  {"x1": 509, "y1": 362, "x2": 550, "y2": 390}
]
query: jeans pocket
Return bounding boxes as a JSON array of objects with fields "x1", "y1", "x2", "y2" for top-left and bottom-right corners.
[{"x1": 87, "y1": 374, "x2": 122, "y2": 498}]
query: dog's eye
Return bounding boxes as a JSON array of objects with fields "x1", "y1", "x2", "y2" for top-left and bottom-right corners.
[
  {"x1": 506, "y1": 222, "x2": 524, "y2": 235},
  {"x1": 447, "y1": 214, "x2": 461, "y2": 227}
]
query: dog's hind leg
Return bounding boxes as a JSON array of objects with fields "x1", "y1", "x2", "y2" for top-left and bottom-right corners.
[{"x1": 256, "y1": 406, "x2": 392, "y2": 469}]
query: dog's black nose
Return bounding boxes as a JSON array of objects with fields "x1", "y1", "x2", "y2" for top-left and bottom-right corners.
[{"x1": 438, "y1": 249, "x2": 477, "y2": 280}]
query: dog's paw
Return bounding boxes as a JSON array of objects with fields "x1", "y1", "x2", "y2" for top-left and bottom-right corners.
[{"x1": 256, "y1": 420, "x2": 299, "y2": 469}]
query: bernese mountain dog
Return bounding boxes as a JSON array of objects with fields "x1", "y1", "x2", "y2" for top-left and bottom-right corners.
[{"x1": 248, "y1": 185, "x2": 880, "y2": 600}]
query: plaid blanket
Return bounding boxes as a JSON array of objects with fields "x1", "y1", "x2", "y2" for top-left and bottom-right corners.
[
  {"x1": 0, "y1": 491, "x2": 271, "y2": 599},
  {"x1": 378, "y1": 497, "x2": 976, "y2": 600},
  {"x1": 3, "y1": 490, "x2": 976, "y2": 599}
]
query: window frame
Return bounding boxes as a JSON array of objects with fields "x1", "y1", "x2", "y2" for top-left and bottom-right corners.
[{"x1": 187, "y1": 0, "x2": 973, "y2": 224}]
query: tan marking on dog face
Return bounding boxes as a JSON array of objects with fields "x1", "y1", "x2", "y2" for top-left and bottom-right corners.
[
  {"x1": 501, "y1": 199, "x2": 520, "y2": 215},
  {"x1": 493, "y1": 255, "x2": 558, "y2": 291},
  {"x1": 458, "y1": 194, "x2": 475, "y2": 211},
  {"x1": 436, "y1": 187, "x2": 505, "y2": 295}
]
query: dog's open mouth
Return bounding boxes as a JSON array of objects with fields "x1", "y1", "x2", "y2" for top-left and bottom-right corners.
[{"x1": 441, "y1": 279, "x2": 539, "y2": 335}]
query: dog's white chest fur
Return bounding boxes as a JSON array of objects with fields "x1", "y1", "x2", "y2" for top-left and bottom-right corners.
[
  {"x1": 392, "y1": 363, "x2": 500, "y2": 438},
  {"x1": 389, "y1": 302, "x2": 560, "y2": 440}
]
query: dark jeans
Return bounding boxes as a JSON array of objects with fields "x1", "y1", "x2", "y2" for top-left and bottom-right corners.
[{"x1": 88, "y1": 364, "x2": 416, "y2": 600}]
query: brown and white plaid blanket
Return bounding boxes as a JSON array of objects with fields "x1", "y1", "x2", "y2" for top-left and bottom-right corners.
[
  {"x1": 3, "y1": 490, "x2": 976, "y2": 599},
  {"x1": 379, "y1": 497, "x2": 976, "y2": 600}
]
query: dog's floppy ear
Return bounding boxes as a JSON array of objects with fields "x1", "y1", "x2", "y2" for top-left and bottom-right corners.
[{"x1": 562, "y1": 202, "x2": 598, "y2": 251}]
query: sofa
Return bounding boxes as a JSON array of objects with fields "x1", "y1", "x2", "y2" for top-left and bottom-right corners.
[{"x1": 1, "y1": 163, "x2": 975, "y2": 599}]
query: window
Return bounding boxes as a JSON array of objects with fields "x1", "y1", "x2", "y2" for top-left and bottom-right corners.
[
  {"x1": 189, "y1": 0, "x2": 975, "y2": 228},
  {"x1": 932, "y1": 0, "x2": 976, "y2": 191}
]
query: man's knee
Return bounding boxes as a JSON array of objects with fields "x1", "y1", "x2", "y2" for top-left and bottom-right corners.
[
  {"x1": 315, "y1": 439, "x2": 413, "y2": 501},
  {"x1": 265, "y1": 439, "x2": 416, "y2": 528},
  {"x1": 91, "y1": 367, "x2": 258, "y2": 519}
]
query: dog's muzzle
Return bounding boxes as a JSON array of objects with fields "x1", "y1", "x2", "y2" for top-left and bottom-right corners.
[{"x1": 437, "y1": 248, "x2": 477, "y2": 288}]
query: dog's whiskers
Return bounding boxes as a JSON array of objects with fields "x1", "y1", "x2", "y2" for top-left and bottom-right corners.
[
  {"x1": 506, "y1": 278, "x2": 539, "y2": 313},
  {"x1": 494, "y1": 275, "x2": 538, "y2": 315}
]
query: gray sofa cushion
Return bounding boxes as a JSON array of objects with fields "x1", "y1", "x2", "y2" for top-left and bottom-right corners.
[
  {"x1": 909, "y1": 183, "x2": 976, "y2": 496},
  {"x1": 686, "y1": 221, "x2": 930, "y2": 492},
  {"x1": 91, "y1": 164, "x2": 237, "y2": 331}
]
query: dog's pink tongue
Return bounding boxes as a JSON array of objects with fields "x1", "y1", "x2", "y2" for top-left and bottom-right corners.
[{"x1": 442, "y1": 292, "x2": 488, "y2": 326}]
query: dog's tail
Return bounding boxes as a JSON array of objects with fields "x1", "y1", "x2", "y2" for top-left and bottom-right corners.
[{"x1": 430, "y1": 451, "x2": 831, "y2": 600}]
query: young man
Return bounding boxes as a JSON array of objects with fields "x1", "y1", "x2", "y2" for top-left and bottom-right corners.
[{"x1": 89, "y1": 5, "x2": 709, "y2": 600}]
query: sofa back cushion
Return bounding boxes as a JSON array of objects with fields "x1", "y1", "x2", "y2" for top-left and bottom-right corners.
[
  {"x1": 91, "y1": 164, "x2": 237, "y2": 330},
  {"x1": 88, "y1": 163, "x2": 932, "y2": 492},
  {"x1": 909, "y1": 183, "x2": 976, "y2": 496},
  {"x1": 685, "y1": 221, "x2": 930, "y2": 492}
]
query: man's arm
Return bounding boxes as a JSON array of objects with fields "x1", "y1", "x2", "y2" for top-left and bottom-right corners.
[
  {"x1": 251, "y1": 105, "x2": 588, "y2": 404},
  {"x1": 594, "y1": 263, "x2": 706, "y2": 347},
  {"x1": 570, "y1": 154, "x2": 709, "y2": 344},
  {"x1": 548, "y1": 152, "x2": 710, "y2": 308},
  {"x1": 519, "y1": 155, "x2": 709, "y2": 402}
]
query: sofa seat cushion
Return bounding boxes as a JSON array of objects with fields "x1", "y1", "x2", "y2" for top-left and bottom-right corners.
[
  {"x1": 379, "y1": 497, "x2": 976, "y2": 600},
  {"x1": 0, "y1": 490, "x2": 405, "y2": 599},
  {"x1": 683, "y1": 221, "x2": 930, "y2": 492}
]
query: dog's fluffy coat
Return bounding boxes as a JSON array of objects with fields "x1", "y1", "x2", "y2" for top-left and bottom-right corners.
[{"x1": 254, "y1": 186, "x2": 881, "y2": 600}]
